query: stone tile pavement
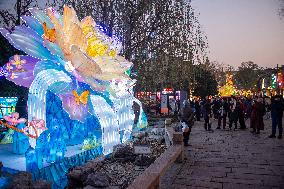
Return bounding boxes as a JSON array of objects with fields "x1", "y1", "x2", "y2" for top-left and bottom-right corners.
[{"x1": 160, "y1": 118, "x2": 284, "y2": 189}]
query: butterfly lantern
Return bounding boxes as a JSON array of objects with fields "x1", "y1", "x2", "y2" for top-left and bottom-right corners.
[
  {"x1": 42, "y1": 22, "x2": 56, "y2": 42},
  {"x1": 73, "y1": 90, "x2": 89, "y2": 106},
  {"x1": 59, "y1": 90, "x2": 90, "y2": 122}
]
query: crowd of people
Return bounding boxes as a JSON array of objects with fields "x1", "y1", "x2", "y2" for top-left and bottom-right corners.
[
  {"x1": 179, "y1": 95, "x2": 283, "y2": 145},
  {"x1": 140, "y1": 94, "x2": 283, "y2": 146}
]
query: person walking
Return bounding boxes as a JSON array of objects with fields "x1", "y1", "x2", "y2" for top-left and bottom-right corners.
[
  {"x1": 238, "y1": 98, "x2": 247, "y2": 129},
  {"x1": 212, "y1": 97, "x2": 220, "y2": 120},
  {"x1": 250, "y1": 97, "x2": 265, "y2": 134},
  {"x1": 202, "y1": 97, "x2": 212, "y2": 131},
  {"x1": 269, "y1": 95, "x2": 283, "y2": 139},
  {"x1": 179, "y1": 100, "x2": 195, "y2": 146},
  {"x1": 217, "y1": 98, "x2": 229, "y2": 129},
  {"x1": 195, "y1": 99, "x2": 201, "y2": 121},
  {"x1": 244, "y1": 97, "x2": 253, "y2": 120},
  {"x1": 200, "y1": 99, "x2": 205, "y2": 119},
  {"x1": 229, "y1": 97, "x2": 238, "y2": 130}
]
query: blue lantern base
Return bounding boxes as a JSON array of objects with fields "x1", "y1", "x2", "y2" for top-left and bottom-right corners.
[
  {"x1": 0, "y1": 143, "x2": 103, "y2": 188},
  {"x1": 0, "y1": 143, "x2": 26, "y2": 171},
  {"x1": 0, "y1": 143, "x2": 101, "y2": 171}
]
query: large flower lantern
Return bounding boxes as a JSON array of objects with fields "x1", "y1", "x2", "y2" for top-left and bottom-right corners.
[{"x1": 0, "y1": 5, "x2": 147, "y2": 169}]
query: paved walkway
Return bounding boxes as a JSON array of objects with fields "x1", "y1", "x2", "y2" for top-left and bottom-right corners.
[{"x1": 161, "y1": 118, "x2": 284, "y2": 189}]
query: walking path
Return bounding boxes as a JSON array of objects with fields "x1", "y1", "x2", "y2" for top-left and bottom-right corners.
[{"x1": 161, "y1": 119, "x2": 284, "y2": 189}]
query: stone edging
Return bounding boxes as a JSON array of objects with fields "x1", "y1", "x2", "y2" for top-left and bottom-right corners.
[{"x1": 128, "y1": 120, "x2": 184, "y2": 189}]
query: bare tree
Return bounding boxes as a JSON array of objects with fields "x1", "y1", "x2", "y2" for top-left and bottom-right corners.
[
  {"x1": 1, "y1": 0, "x2": 208, "y2": 92},
  {"x1": 280, "y1": 0, "x2": 284, "y2": 19},
  {"x1": 0, "y1": 0, "x2": 39, "y2": 27}
]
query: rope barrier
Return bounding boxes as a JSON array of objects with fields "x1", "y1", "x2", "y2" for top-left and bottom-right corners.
[{"x1": 0, "y1": 120, "x2": 38, "y2": 139}]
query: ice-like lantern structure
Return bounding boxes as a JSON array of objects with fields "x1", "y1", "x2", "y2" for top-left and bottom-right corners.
[{"x1": 0, "y1": 5, "x2": 147, "y2": 170}]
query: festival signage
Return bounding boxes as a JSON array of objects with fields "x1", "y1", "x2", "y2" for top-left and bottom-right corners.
[{"x1": 0, "y1": 97, "x2": 18, "y2": 118}]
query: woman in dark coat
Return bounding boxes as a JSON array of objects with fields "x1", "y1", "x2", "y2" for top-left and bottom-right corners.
[
  {"x1": 179, "y1": 100, "x2": 194, "y2": 146},
  {"x1": 250, "y1": 98, "x2": 265, "y2": 134}
]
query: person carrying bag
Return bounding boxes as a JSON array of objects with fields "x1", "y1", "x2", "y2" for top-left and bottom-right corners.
[{"x1": 179, "y1": 100, "x2": 194, "y2": 146}]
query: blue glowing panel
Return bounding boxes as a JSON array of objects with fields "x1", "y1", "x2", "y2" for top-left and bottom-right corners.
[
  {"x1": 111, "y1": 94, "x2": 135, "y2": 143},
  {"x1": 46, "y1": 91, "x2": 102, "y2": 146},
  {"x1": 26, "y1": 91, "x2": 102, "y2": 169},
  {"x1": 90, "y1": 95, "x2": 120, "y2": 155},
  {"x1": 28, "y1": 69, "x2": 72, "y2": 147}
]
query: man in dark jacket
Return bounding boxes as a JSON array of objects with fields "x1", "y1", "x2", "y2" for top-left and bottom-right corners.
[
  {"x1": 194, "y1": 99, "x2": 201, "y2": 121},
  {"x1": 217, "y1": 98, "x2": 229, "y2": 129},
  {"x1": 269, "y1": 95, "x2": 283, "y2": 139},
  {"x1": 202, "y1": 98, "x2": 212, "y2": 131},
  {"x1": 212, "y1": 98, "x2": 221, "y2": 120},
  {"x1": 180, "y1": 100, "x2": 194, "y2": 146},
  {"x1": 238, "y1": 99, "x2": 247, "y2": 130},
  {"x1": 229, "y1": 97, "x2": 239, "y2": 130}
]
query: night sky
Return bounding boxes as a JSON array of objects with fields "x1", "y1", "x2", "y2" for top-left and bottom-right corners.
[
  {"x1": 1, "y1": 0, "x2": 284, "y2": 68},
  {"x1": 192, "y1": 0, "x2": 284, "y2": 68}
]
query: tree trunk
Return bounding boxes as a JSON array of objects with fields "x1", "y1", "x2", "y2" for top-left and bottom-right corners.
[{"x1": 16, "y1": 0, "x2": 21, "y2": 25}]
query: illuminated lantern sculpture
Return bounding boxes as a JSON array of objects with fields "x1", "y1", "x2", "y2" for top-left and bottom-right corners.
[
  {"x1": 218, "y1": 74, "x2": 238, "y2": 97},
  {"x1": 277, "y1": 72, "x2": 284, "y2": 89},
  {"x1": 0, "y1": 5, "x2": 147, "y2": 169},
  {"x1": 272, "y1": 74, "x2": 277, "y2": 89}
]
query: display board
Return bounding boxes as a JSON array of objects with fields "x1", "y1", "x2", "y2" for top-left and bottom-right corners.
[{"x1": 0, "y1": 97, "x2": 18, "y2": 118}]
